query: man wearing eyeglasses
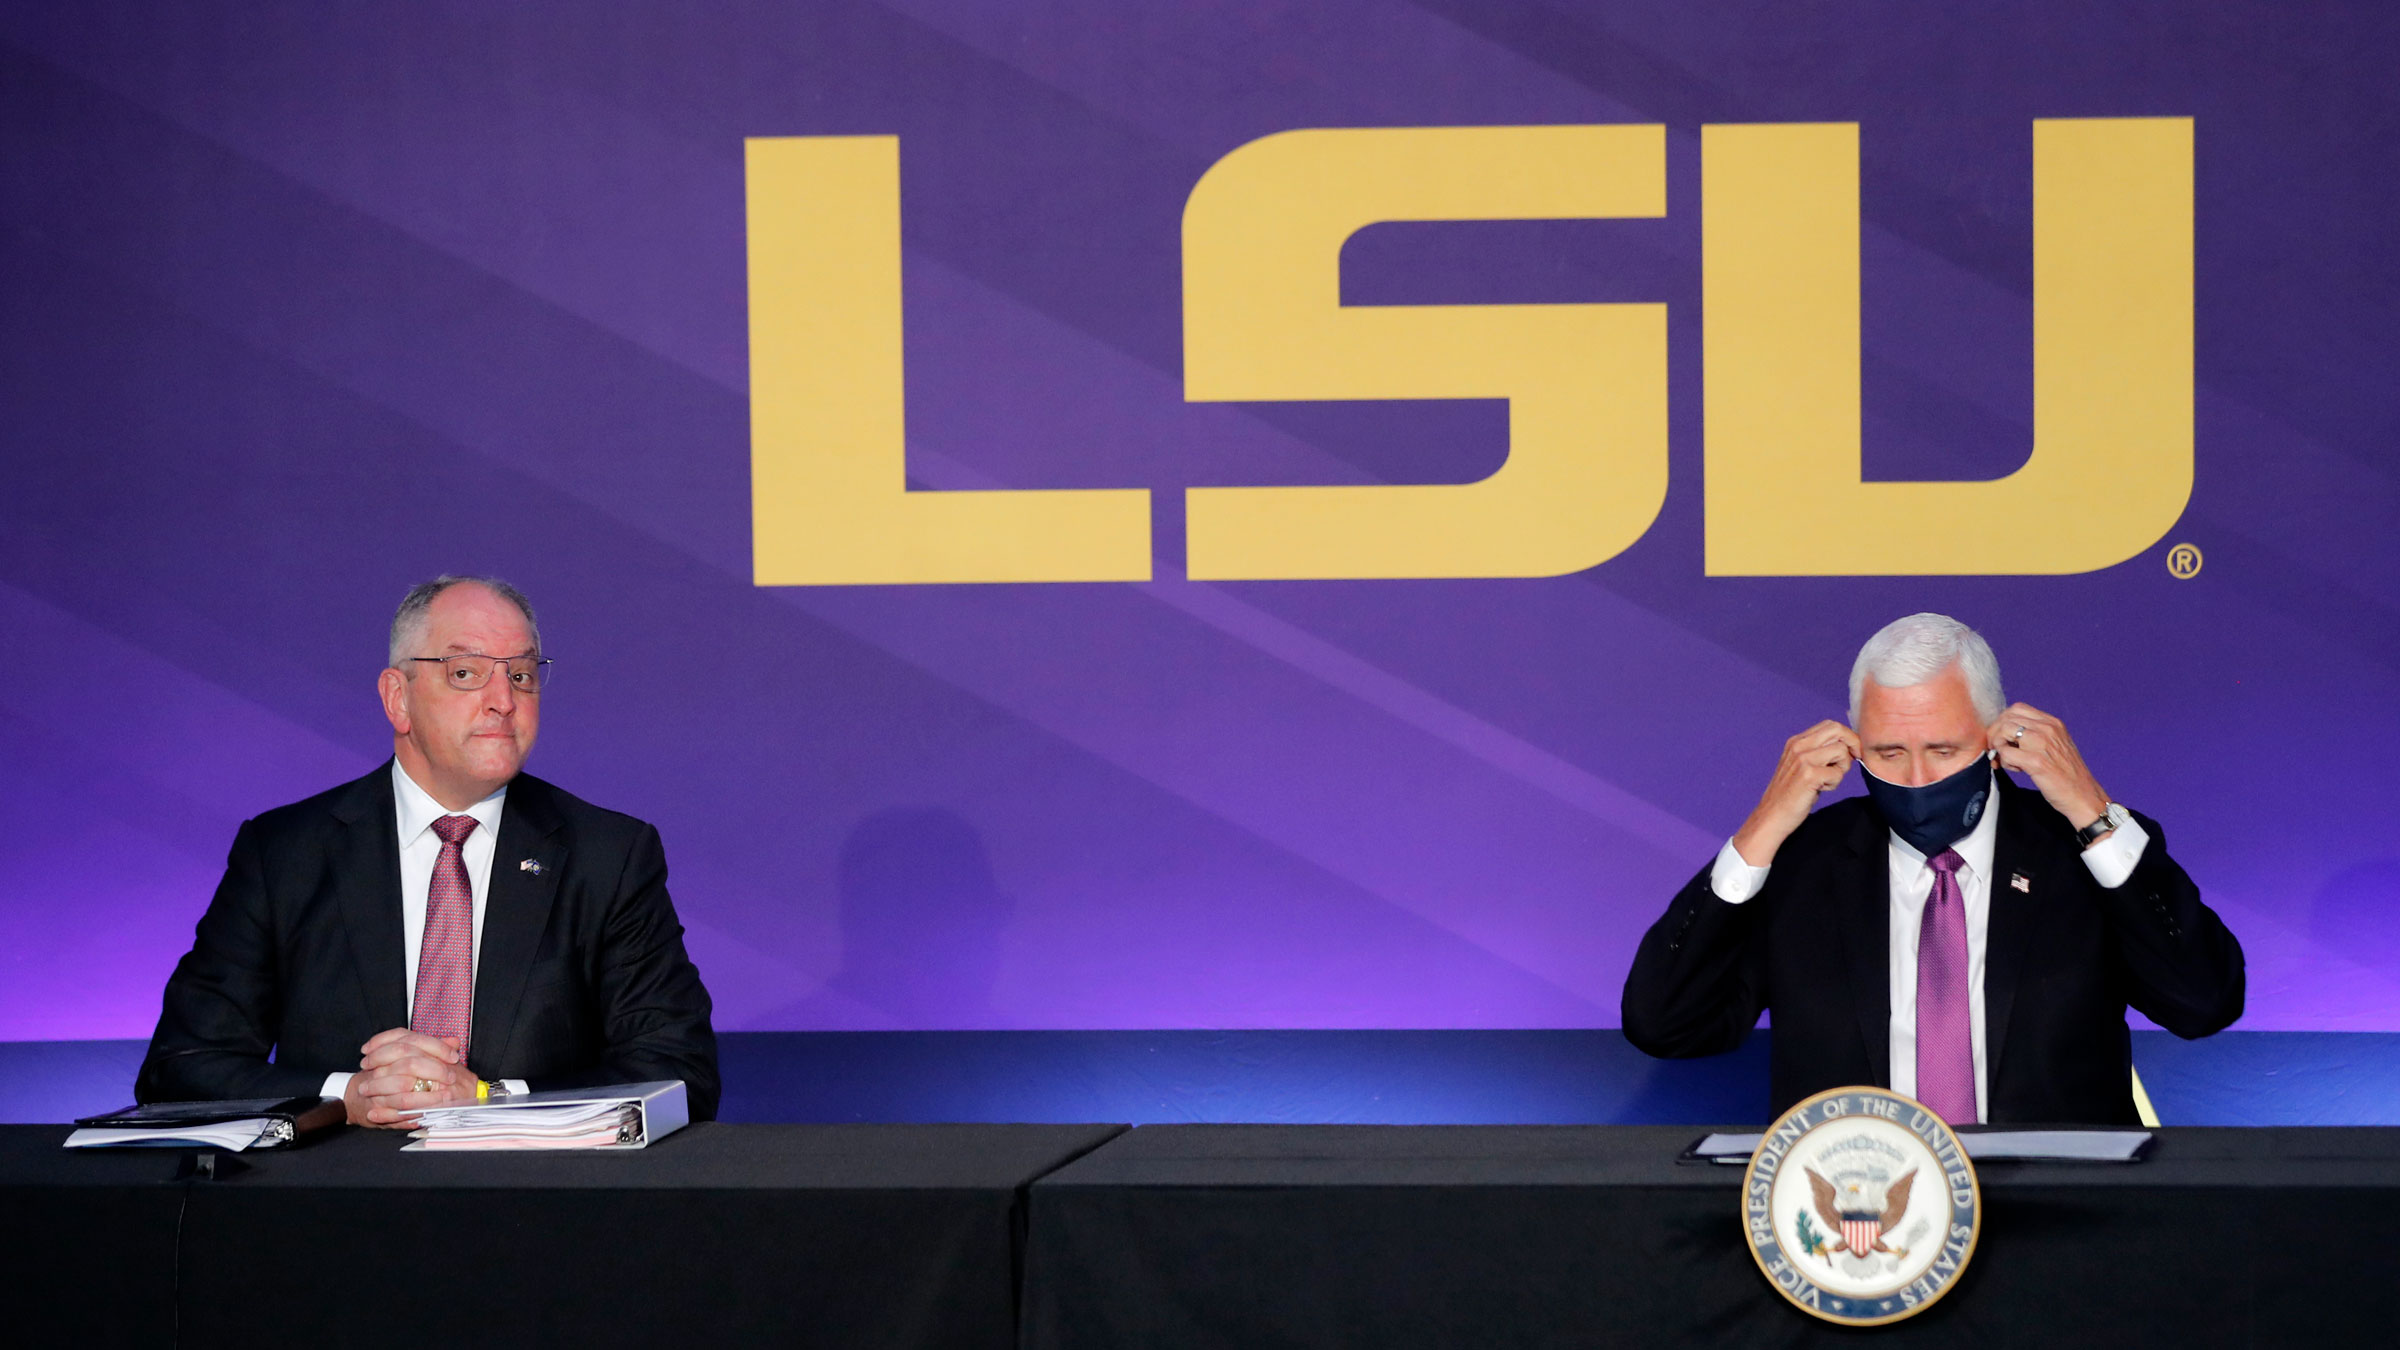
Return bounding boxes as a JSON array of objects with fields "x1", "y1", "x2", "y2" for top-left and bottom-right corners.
[{"x1": 137, "y1": 575, "x2": 720, "y2": 1123}]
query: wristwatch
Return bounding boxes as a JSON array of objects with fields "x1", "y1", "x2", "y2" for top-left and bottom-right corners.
[{"x1": 2075, "y1": 802, "x2": 2132, "y2": 849}]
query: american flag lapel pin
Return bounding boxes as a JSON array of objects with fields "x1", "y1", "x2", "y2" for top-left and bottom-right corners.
[
  {"x1": 519, "y1": 858, "x2": 544, "y2": 876},
  {"x1": 2009, "y1": 872, "x2": 2030, "y2": 893}
]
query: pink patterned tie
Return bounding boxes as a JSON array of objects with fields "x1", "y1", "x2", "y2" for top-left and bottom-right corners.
[
  {"x1": 411, "y1": 814, "x2": 478, "y2": 1056},
  {"x1": 1915, "y1": 849, "x2": 1977, "y2": 1124}
]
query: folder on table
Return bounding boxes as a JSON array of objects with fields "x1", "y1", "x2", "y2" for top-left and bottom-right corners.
[
  {"x1": 401, "y1": 1079, "x2": 688, "y2": 1151},
  {"x1": 66, "y1": 1096, "x2": 347, "y2": 1151}
]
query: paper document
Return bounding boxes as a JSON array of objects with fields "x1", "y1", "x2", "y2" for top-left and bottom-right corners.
[
  {"x1": 65, "y1": 1119, "x2": 274, "y2": 1150},
  {"x1": 1688, "y1": 1128, "x2": 2152, "y2": 1163},
  {"x1": 1961, "y1": 1129, "x2": 2152, "y2": 1161},
  {"x1": 1692, "y1": 1132, "x2": 1762, "y2": 1162},
  {"x1": 413, "y1": 1100, "x2": 628, "y2": 1130}
]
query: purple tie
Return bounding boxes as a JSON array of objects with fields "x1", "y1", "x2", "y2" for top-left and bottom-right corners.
[
  {"x1": 1915, "y1": 849, "x2": 1977, "y2": 1125},
  {"x1": 411, "y1": 814, "x2": 478, "y2": 1056}
]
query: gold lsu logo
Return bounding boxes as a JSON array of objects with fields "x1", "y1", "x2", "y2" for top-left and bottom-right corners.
[{"x1": 746, "y1": 120, "x2": 2192, "y2": 584}]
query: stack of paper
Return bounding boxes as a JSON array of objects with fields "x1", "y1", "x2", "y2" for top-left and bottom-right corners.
[{"x1": 409, "y1": 1101, "x2": 639, "y2": 1150}]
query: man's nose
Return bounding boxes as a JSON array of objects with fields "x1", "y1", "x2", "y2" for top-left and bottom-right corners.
[{"x1": 484, "y1": 673, "x2": 517, "y2": 713}]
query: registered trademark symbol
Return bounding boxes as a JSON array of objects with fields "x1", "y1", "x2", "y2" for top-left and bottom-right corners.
[{"x1": 2166, "y1": 543, "x2": 2203, "y2": 579}]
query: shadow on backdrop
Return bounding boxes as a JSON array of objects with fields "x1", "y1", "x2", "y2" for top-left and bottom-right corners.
[{"x1": 754, "y1": 807, "x2": 1016, "y2": 1030}]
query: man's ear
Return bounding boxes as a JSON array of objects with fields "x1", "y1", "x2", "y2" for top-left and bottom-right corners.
[{"x1": 378, "y1": 667, "x2": 411, "y2": 736}]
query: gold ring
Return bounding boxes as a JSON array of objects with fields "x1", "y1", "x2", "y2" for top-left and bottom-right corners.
[{"x1": 412, "y1": 1077, "x2": 436, "y2": 1094}]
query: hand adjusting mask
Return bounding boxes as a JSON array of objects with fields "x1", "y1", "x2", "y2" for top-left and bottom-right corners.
[{"x1": 1860, "y1": 752, "x2": 1993, "y2": 857}]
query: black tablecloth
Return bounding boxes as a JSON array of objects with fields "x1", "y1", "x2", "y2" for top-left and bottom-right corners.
[
  {"x1": 19, "y1": 1121, "x2": 2400, "y2": 1348},
  {"x1": 1021, "y1": 1124, "x2": 2400, "y2": 1349},
  {"x1": 10, "y1": 1121, "x2": 1121, "y2": 1349},
  {"x1": 2, "y1": 1132, "x2": 189, "y2": 1343}
]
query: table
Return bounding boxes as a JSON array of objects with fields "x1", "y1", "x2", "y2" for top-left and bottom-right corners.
[
  {"x1": 8, "y1": 1121, "x2": 1122, "y2": 1349},
  {"x1": 1022, "y1": 1124, "x2": 2400, "y2": 1348},
  {"x1": 18, "y1": 1121, "x2": 2400, "y2": 1348}
]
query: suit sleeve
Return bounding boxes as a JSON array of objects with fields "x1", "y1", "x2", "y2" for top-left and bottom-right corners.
[
  {"x1": 136, "y1": 821, "x2": 327, "y2": 1103},
  {"x1": 1621, "y1": 861, "x2": 1771, "y2": 1058},
  {"x1": 524, "y1": 823, "x2": 721, "y2": 1120},
  {"x1": 2092, "y1": 813, "x2": 2244, "y2": 1038}
]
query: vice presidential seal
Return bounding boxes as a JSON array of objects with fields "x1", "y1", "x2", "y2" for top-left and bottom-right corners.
[{"x1": 1740, "y1": 1086, "x2": 1980, "y2": 1326}]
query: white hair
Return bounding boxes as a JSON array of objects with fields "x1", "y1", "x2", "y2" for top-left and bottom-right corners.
[{"x1": 1848, "y1": 613, "x2": 2005, "y2": 725}]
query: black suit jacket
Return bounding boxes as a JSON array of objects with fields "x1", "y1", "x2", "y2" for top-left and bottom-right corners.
[
  {"x1": 1621, "y1": 772, "x2": 2242, "y2": 1124},
  {"x1": 137, "y1": 764, "x2": 720, "y2": 1119}
]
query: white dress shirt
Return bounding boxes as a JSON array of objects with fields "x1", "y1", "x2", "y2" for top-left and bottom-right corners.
[
  {"x1": 1708, "y1": 768, "x2": 2149, "y2": 1120},
  {"x1": 320, "y1": 762, "x2": 526, "y2": 1101}
]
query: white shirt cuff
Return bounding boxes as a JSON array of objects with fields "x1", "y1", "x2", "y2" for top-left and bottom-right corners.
[
  {"x1": 1710, "y1": 838, "x2": 1772, "y2": 904},
  {"x1": 2078, "y1": 812, "x2": 2151, "y2": 889}
]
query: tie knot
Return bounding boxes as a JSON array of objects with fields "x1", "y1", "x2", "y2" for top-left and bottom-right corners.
[
  {"x1": 432, "y1": 814, "x2": 478, "y2": 847},
  {"x1": 1930, "y1": 847, "x2": 1965, "y2": 877}
]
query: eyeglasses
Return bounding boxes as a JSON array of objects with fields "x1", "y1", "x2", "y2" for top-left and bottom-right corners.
[{"x1": 406, "y1": 654, "x2": 554, "y2": 693}]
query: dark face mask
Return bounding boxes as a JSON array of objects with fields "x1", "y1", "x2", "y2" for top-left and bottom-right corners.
[{"x1": 1861, "y1": 752, "x2": 1992, "y2": 857}]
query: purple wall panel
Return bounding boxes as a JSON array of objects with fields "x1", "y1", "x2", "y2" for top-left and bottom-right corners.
[{"x1": 2, "y1": 2, "x2": 2394, "y2": 1038}]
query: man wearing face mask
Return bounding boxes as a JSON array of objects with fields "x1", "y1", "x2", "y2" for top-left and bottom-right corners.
[{"x1": 1621, "y1": 613, "x2": 2243, "y2": 1125}]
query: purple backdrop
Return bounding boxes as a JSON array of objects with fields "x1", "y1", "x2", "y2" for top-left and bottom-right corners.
[{"x1": 2, "y1": 2, "x2": 2394, "y2": 1041}]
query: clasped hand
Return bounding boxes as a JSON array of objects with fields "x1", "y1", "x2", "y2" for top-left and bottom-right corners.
[{"x1": 342, "y1": 1028, "x2": 479, "y2": 1128}]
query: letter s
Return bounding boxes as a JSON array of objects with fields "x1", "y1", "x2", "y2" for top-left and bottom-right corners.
[{"x1": 1182, "y1": 125, "x2": 1669, "y2": 580}]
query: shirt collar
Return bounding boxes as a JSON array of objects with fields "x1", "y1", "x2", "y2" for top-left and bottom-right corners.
[
  {"x1": 1884, "y1": 762, "x2": 2002, "y2": 880},
  {"x1": 391, "y1": 759, "x2": 508, "y2": 846}
]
